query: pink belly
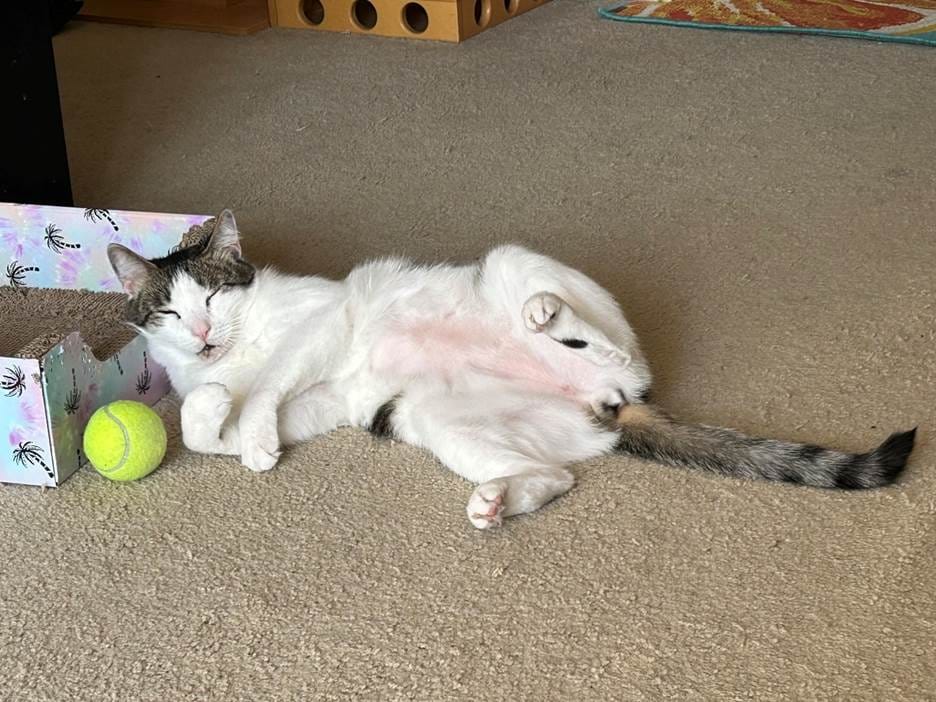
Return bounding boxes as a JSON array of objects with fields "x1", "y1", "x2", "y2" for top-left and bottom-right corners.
[{"x1": 371, "y1": 316, "x2": 599, "y2": 398}]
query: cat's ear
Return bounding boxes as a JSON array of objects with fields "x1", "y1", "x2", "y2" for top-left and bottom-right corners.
[
  {"x1": 205, "y1": 209, "x2": 242, "y2": 259},
  {"x1": 108, "y1": 244, "x2": 156, "y2": 298}
]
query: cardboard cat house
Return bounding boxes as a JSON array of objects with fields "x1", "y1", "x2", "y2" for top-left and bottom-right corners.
[
  {"x1": 268, "y1": 0, "x2": 550, "y2": 42},
  {"x1": 0, "y1": 203, "x2": 210, "y2": 487}
]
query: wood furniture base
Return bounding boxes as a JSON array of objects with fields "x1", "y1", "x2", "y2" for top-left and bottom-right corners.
[{"x1": 79, "y1": 0, "x2": 270, "y2": 35}]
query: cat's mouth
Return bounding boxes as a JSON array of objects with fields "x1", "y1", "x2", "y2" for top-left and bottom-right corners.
[{"x1": 198, "y1": 343, "x2": 227, "y2": 362}]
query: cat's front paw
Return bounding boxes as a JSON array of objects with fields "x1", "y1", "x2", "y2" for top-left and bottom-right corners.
[
  {"x1": 522, "y1": 292, "x2": 564, "y2": 333},
  {"x1": 239, "y1": 410, "x2": 281, "y2": 473},
  {"x1": 467, "y1": 480, "x2": 508, "y2": 529},
  {"x1": 181, "y1": 382, "x2": 233, "y2": 452},
  {"x1": 240, "y1": 433, "x2": 281, "y2": 472}
]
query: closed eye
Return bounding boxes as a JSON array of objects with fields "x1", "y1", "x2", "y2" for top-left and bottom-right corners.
[
  {"x1": 141, "y1": 308, "x2": 180, "y2": 326},
  {"x1": 206, "y1": 283, "x2": 239, "y2": 307}
]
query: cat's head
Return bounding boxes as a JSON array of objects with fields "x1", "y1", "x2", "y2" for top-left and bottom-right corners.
[{"x1": 107, "y1": 209, "x2": 255, "y2": 364}]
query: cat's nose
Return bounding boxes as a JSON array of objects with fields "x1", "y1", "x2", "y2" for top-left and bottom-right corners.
[{"x1": 193, "y1": 321, "x2": 211, "y2": 341}]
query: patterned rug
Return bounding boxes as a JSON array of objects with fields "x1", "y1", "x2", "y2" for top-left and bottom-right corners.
[{"x1": 600, "y1": 0, "x2": 936, "y2": 45}]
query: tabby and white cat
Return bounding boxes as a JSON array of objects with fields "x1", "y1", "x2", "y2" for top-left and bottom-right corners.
[{"x1": 108, "y1": 211, "x2": 915, "y2": 528}]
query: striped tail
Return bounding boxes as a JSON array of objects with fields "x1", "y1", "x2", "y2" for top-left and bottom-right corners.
[{"x1": 614, "y1": 405, "x2": 915, "y2": 489}]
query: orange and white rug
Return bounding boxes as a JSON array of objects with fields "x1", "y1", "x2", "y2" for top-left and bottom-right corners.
[{"x1": 600, "y1": 0, "x2": 936, "y2": 45}]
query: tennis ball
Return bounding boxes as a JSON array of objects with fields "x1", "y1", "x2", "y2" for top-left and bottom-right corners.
[{"x1": 83, "y1": 400, "x2": 167, "y2": 481}]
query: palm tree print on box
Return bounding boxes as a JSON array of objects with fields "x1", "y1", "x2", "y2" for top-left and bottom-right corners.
[
  {"x1": 5, "y1": 261, "x2": 39, "y2": 288},
  {"x1": 2, "y1": 365, "x2": 26, "y2": 398},
  {"x1": 136, "y1": 351, "x2": 152, "y2": 395},
  {"x1": 65, "y1": 368, "x2": 81, "y2": 415},
  {"x1": 12, "y1": 441, "x2": 54, "y2": 480},
  {"x1": 43, "y1": 223, "x2": 81, "y2": 254},
  {"x1": 83, "y1": 208, "x2": 119, "y2": 232}
]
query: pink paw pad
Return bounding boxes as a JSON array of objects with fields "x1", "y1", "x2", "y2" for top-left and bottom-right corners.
[
  {"x1": 468, "y1": 488, "x2": 506, "y2": 529},
  {"x1": 475, "y1": 494, "x2": 503, "y2": 519}
]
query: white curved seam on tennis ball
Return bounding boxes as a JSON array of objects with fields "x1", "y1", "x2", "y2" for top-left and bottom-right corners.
[{"x1": 100, "y1": 405, "x2": 131, "y2": 474}]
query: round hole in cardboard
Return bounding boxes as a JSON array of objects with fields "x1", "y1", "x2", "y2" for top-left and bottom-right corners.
[
  {"x1": 301, "y1": 0, "x2": 325, "y2": 24},
  {"x1": 474, "y1": 0, "x2": 491, "y2": 27},
  {"x1": 504, "y1": 0, "x2": 518, "y2": 14},
  {"x1": 352, "y1": 0, "x2": 378, "y2": 29},
  {"x1": 402, "y1": 3, "x2": 429, "y2": 33}
]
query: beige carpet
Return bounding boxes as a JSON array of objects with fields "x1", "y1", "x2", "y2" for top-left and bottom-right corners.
[{"x1": 2, "y1": 6, "x2": 935, "y2": 700}]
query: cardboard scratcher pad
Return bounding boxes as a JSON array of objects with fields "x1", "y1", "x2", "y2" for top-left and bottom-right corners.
[{"x1": 0, "y1": 287, "x2": 133, "y2": 361}]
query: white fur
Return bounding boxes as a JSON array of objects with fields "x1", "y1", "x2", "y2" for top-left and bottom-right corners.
[{"x1": 142, "y1": 241, "x2": 652, "y2": 528}]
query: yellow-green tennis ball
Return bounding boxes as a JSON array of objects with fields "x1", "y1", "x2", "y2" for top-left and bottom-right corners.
[{"x1": 83, "y1": 400, "x2": 167, "y2": 481}]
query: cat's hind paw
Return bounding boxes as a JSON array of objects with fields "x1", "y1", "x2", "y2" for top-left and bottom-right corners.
[
  {"x1": 588, "y1": 387, "x2": 627, "y2": 421},
  {"x1": 467, "y1": 480, "x2": 508, "y2": 530}
]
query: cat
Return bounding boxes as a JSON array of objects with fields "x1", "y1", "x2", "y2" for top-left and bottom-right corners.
[{"x1": 107, "y1": 210, "x2": 916, "y2": 529}]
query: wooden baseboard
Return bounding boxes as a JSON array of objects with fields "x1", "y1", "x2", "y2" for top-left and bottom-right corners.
[{"x1": 78, "y1": 0, "x2": 270, "y2": 35}]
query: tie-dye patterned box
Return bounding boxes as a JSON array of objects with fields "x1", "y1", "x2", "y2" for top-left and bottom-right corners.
[{"x1": 1, "y1": 203, "x2": 211, "y2": 487}]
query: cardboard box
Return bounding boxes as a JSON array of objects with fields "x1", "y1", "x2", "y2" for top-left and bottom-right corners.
[
  {"x1": 269, "y1": 0, "x2": 550, "y2": 42},
  {"x1": 1, "y1": 203, "x2": 210, "y2": 487}
]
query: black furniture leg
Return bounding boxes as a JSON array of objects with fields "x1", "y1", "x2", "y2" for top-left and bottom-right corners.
[{"x1": 0, "y1": 3, "x2": 74, "y2": 207}]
